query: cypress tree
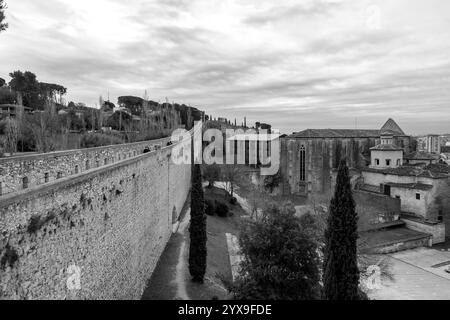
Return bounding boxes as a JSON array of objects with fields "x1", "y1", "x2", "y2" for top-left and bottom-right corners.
[
  {"x1": 322, "y1": 159, "x2": 360, "y2": 300},
  {"x1": 189, "y1": 164, "x2": 207, "y2": 282}
]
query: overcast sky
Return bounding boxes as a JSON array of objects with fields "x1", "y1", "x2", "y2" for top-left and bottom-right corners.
[{"x1": 1, "y1": 0, "x2": 449, "y2": 134}]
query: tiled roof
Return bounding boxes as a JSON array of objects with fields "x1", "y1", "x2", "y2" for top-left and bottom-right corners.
[
  {"x1": 362, "y1": 165, "x2": 449, "y2": 179},
  {"x1": 287, "y1": 118, "x2": 406, "y2": 139},
  {"x1": 380, "y1": 118, "x2": 406, "y2": 136},
  {"x1": 404, "y1": 151, "x2": 440, "y2": 160},
  {"x1": 288, "y1": 129, "x2": 380, "y2": 139},
  {"x1": 424, "y1": 163, "x2": 450, "y2": 174},
  {"x1": 385, "y1": 182, "x2": 433, "y2": 191},
  {"x1": 370, "y1": 144, "x2": 403, "y2": 151}
]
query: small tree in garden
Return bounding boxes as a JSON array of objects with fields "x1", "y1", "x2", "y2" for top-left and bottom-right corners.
[
  {"x1": 322, "y1": 160, "x2": 361, "y2": 300},
  {"x1": 226, "y1": 203, "x2": 321, "y2": 300},
  {"x1": 202, "y1": 164, "x2": 220, "y2": 188},
  {"x1": 189, "y1": 164, "x2": 207, "y2": 283}
]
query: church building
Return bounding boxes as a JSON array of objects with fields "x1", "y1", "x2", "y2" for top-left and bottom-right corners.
[{"x1": 280, "y1": 118, "x2": 413, "y2": 196}]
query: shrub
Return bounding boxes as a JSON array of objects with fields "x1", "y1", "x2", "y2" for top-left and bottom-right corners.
[
  {"x1": 225, "y1": 203, "x2": 321, "y2": 300},
  {"x1": 215, "y1": 201, "x2": 229, "y2": 217},
  {"x1": 205, "y1": 199, "x2": 215, "y2": 216},
  {"x1": 80, "y1": 133, "x2": 124, "y2": 148},
  {"x1": 229, "y1": 197, "x2": 237, "y2": 205}
]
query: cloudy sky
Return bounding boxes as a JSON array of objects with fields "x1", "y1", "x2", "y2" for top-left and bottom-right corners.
[{"x1": 1, "y1": 0, "x2": 449, "y2": 134}]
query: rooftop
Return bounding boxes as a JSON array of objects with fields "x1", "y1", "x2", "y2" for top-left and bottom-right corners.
[
  {"x1": 385, "y1": 182, "x2": 433, "y2": 191},
  {"x1": 370, "y1": 144, "x2": 403, "y2": 151},
  {"x1": 405, "y1": 151, "x2": 440, "y2": 160},
  {"x1": 287, "y1": 118, "x2": 406, "y2": 139},
  {"x1": 362, "y1": 165, "x2": 449, "y2": 179},
  {"x1": 288, "y1": 128, "x2": 381, "y2": 139},
  {"x1": 379, "y1": 118, "x2": 406, "y2": 136}
]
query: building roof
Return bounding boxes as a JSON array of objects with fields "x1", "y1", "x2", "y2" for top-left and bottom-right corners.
[
  {"x1": 287, "y1": 118, "x2": 406, "y2": 139},
  {"x1": 362, "y1": 165, "x2": 449, "y2": 179},
  {"x1": 404, "y1": 151, "x2": 440, "y2": 161},
  {"x1": 380, "y1": 118, "x2": 406, "y2": 136},
  {"x1": 288, "y1": 129, "x2": 381, "y2": 139},
  {"x1": 385, "y1": 182, "x2": 433, "y2": 191},
  {"x1": 370, "y1": 144, "x2": 403, "y2": 151},
  {"x1": 424, "y1": 163, "x2": 450, "y2": 174}
]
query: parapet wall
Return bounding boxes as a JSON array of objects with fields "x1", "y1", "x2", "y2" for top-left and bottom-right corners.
[
  {"x1": 0, "y1": 137, "x2": 171, "y2": 196},
  {"x1": 0, "y1": 144, "x2": 191, "y2": 299}
]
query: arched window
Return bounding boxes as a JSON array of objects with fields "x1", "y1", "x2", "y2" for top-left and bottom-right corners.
[
  {"x1": 375, "y1": 159, "x2": 380, "y2": 166},
  {"x1": 300, "y1": 145, "x2": 306, "y2": 182}
]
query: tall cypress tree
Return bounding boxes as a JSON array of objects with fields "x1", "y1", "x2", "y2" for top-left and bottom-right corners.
[
  {"x1": 189, "y1": 164, "x2": 207, "y2": 283},
  {"x1": 322, "y1": 159, "x2": 360, "y2": 300}
]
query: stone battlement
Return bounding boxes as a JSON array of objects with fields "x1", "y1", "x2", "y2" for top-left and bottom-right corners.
[
  {"x1": 0, "y1": 138, "x2": 191, "y2": 299},
  {"x1": 0, "y1": 137, "x2": 171, "y2": 197}
]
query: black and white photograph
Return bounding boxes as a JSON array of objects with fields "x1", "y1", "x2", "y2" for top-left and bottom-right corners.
[{"x1": 0, "y1": 0, "x2": 450, "y2": 307}]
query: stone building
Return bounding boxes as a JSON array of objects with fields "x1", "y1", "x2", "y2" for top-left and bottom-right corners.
[
  {"x1": 358, "y1": 136, "x2": 450, "y2": 242},
  {"x1": 280, "y1": 118, "x2": 413, "y2": 196}
]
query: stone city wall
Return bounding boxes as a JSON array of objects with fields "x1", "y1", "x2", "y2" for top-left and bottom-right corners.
[
  {"x1": 0, "y1": 144, "x2": 191, "y2": 300},
  {"x1": 0, "y1": 137, "x2": 171, "y2": 196}
]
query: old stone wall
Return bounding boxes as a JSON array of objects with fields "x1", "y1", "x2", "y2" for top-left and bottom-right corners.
[
  {"x1": 0, "y1": 144, "x2": 191, "y2": 300},
  {"x1": 0, "y1": 137, "x2": 171, "y2": 196},
  {"x1": 281, "y1": 137, "x2": 377, "y2": 196}
]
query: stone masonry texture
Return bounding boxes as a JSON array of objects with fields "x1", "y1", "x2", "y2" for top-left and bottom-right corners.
[{"x1": 0, "y1": 143, "x2": 191, "y2": 300}]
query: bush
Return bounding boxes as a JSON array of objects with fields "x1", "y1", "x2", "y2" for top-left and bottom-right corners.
[
  {"x1": 229, "y1": 197, "x2": 237, "y2": 205},
  {"x1": 215, "y1": 201, "x2": 229, "y2": 217},
  {"x1": 205, "y1": 199, "x2": 215, "y2": 216},
  {"x1": 80, "y1": 133, "x2": 124, "y2": 148},
  {"x1": 225, "y1": 203, "x2": 321, "y2": 300}
]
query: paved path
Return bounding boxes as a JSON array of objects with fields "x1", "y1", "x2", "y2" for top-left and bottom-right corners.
[
  {"x1": 142, "y1": 207, "x2": 191, "y2": 300},
  {"x1": 369, "y1": 247, "x2": 450, "y2": 300}
]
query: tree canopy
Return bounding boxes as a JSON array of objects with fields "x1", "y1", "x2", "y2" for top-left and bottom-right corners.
[
  {"x1": 227, "y1": 203, "x2": 321, "y2": 300},
  {"x1": 7, "y1": 70, "x2": 67, "y2": 109},
  {"x1": 0, "y1": 0, "x2": 7, "y2": 33}
]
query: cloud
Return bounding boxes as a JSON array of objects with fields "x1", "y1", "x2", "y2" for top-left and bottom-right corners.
[{"x1": 0, "y1": 0, "x2": 449, "y2": 134}]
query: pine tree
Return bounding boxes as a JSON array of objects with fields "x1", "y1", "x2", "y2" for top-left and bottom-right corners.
[
  {"x1": 189, "y1": 164, "x2": 207, "y2": 282},
  {"x1": 322, "y1": 159, "x2": 360, "y2": 300}
]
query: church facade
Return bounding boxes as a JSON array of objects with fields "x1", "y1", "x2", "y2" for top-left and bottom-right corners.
[{"x1": 280, "y1": 119, "x2": 413, "y2": 196}]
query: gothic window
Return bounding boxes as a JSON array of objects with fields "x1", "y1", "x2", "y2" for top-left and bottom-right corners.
[
  {"x1": 300, "y1": 145, "x2": 306, "y2": 182},
  {"x1": 375, "y1": 159, "x2": 380, "y2": 165}
]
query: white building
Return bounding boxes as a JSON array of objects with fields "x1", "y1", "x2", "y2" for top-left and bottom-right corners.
[
  {"x1": 425, "y1": 134, "x2": 441, "y2": 154},
  {"x1": 359, "y1": 130, "x2": 450, "y2": 243}
]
